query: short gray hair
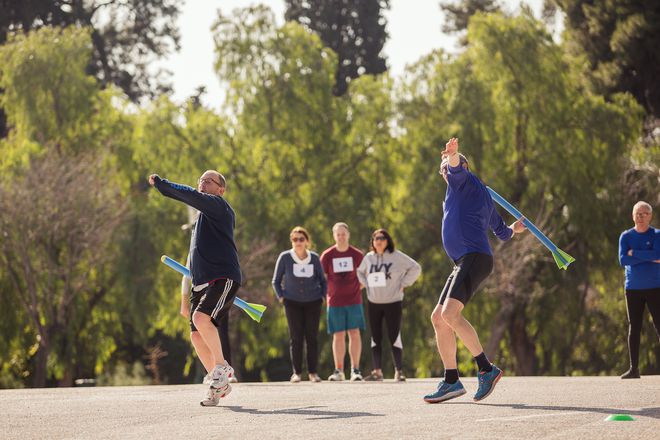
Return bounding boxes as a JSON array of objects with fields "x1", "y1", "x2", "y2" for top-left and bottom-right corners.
[
  {"x1": 332, "y1": 222, "x2": 349, "y2": 232},
  {"x1": 633, "y1": 201, "x2": 652, "y2": 214}
]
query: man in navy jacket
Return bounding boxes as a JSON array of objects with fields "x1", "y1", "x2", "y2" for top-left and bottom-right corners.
[{"x1": 149, "y1": 170, "x2": 241, "y2": 406}]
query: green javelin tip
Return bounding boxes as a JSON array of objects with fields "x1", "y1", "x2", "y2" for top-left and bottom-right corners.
[
  {"x1": 552, "y1": 248, "x2": 576, "y2": 270},
  {"x1": 242, "y1": 302, "x2": 266, "y2": 322}
]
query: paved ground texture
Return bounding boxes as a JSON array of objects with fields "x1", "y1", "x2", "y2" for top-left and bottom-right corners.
[{"x1": 1, "y1": 376, "x2": 659, "y2": 439}]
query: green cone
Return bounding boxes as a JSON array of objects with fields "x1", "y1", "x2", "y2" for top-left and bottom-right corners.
[{"x1": 605, "y1": 414, "x2": 635, "y2": 421}]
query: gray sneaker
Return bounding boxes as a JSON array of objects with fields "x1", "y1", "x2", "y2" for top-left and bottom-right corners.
[{"x1": 327, "y1": 369, "x2": 345, "y2": 381}]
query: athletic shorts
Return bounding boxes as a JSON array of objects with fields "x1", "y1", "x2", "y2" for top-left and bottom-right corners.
[
  {"x1": 438, "y1": 253, "x2": 493, "y2": 306},
  {"x1": 327, "y1": 304, "x2": 365, "y2": 334},
  {"x1": 190, "y1": 278, "x2": 239, "y2": 332}
]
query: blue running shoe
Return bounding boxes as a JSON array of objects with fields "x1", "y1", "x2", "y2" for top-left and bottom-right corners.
[
  {"x1": 473, "y1": 364, "x2": 502, "y2": 401},
  {"x1": 423, "y1": 380, "x2": 466, "y2": 404}
]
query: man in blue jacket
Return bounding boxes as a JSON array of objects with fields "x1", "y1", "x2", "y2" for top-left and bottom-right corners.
[
  {"x1": 424, "y1": 138, "x2": 526, "y2": 404},
  {"x1": 618, "y1": 201, "x2": 660, "y2": 379},
  {"x1": 149, "y1": 170, "x2": 241, "y2": 406}
]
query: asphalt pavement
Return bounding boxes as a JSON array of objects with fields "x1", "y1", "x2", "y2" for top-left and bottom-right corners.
[{"x1": 1, "y1": 376, "x2": 659, "y2": 439}]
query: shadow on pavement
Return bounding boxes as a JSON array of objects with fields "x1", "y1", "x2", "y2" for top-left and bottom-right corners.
[
  {"x1": 223, "y1": 405, "x2": 385, "y2": 420},
  {"x1": 451, "y1": 402, "x2": 660, "y2": 419}
]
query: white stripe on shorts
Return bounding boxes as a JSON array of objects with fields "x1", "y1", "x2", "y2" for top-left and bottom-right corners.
[{"x1": 212, "y1": 279, "x2": 233, "y2": 319}]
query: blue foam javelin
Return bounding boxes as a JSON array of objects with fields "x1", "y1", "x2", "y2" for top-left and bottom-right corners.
[
  {"x1": 487, "y1": 187, "x2": 575, "y2": 270},
  {"x1": 160, "y1": 255, "x2": 266, "y2": 322}
]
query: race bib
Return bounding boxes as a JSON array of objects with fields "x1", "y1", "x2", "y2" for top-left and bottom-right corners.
[
  {"x1": 332, "y1": 257, "x2": 354, "y2": 273},
  {"x1": 367, "y1": 272, "x2": 387, "y2": 287},
  {"x1": 293, "y1": 263, "x2": 314, "y2": 278}
]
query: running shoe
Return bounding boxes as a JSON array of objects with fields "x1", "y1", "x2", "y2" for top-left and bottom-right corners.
[
  {"x1": 473, "y1": 364, "x2": 502, "y2": 401},
  {"x1": 308, "y1": 373, "x2": 322, "y2": 383},
  {"x1": 209, "y1": 363, "x2": 233, "y2": 389},
  {"x1": 328, "y1": 369, "x2": 345, "y2": 381},
  {"x1": 364, "y1": 370, "x2": 384, "y2": 381},
  {"x1": 394, "y1": 370, "x2": 406, "y2": 382},
  {"x1": 202, "y1": 373, "x2": 212, "y2": 385},
  {"x1": 200, "y1": 383, "x2": 231, "y2": 407},
  {"x1": 290, "y1": 373, "x2": 301, "y2": 383},
  {"x1": 423, "y1": 380, "x2": 466, "y2": 403},
  {"x1": 228, "y1": 376, "x2": 238, "y2": 384},
  {"x1": 350, "y1": 368, "x2": 363, "y2": 381}
]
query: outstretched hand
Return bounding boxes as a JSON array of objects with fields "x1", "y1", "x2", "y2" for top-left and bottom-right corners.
[
  {"x1": 148, "y1": 174, "x2": 157, "y2": 186},
  {"x1": 441, "y1": 137, "x2": 459, "y2": 158},
  {"x1": 511, "y1": 217, "x2": 527, "y2": 234}
]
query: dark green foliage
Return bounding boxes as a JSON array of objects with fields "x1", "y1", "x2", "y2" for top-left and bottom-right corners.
[
  {"x1": 0, "y1": 0, "x2": 181, "y2": 100},
  {"x1": 554, "y1": 0, "x2": 660, "y2": 117},
  {"x1": 285, "y1": 0, "x2": 390, "y2": 96}
]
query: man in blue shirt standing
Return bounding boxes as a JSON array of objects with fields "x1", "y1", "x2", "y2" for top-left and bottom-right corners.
[
  {"x1": 618, "y1": 201, "x2": 660, "y2": 379},
  {"x1": 149, "y1": 170, "x2": 241, "y2": 406},
  {"x1": 424, "y1": 138, "x2": 526, "y2": 404}
]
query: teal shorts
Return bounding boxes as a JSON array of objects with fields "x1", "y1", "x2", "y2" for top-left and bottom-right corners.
[{"x1": 327, "y1": 304, "x2": 365, "y2": 334}]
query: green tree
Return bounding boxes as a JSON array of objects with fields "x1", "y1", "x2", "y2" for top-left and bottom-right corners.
[
  {"x1": 440, "y1": 0, "x2": 501, "y2": 33},
  {"x1": 553, "y1": 0, "x2": 660, "y2": 117},
  {"x1": 212, "y1": 5, "x2": 398, "y2": 379},
  {"x1": 0, "y1": 0, "x2": 181, "y2": 101},
  {"x1": 0, "y1": 27, "x2": 131, "y2": 387},
  {"x1": 285, "y1": 0, "x2": 390, "y2": 96},
  {"x1": 394, "y1": 11, "x2": 644, "y2": 376}
]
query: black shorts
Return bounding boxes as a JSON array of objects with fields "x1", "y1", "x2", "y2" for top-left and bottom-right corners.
[
  {"x1": 438, "y1": 253, "x2": 493, "y2": 306},
  {"x1": 190, "y1": 278, "x2": 240, "y2": 332}
]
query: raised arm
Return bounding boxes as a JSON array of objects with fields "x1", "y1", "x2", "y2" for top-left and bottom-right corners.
[
  {"x1": 149, "y1": 174, "x2": 225, "y2": 219},
  {"x1": 440, "y1": 138, "x2": 469, "y2": 188}
]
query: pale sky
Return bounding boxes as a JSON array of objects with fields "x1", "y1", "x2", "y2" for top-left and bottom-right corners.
[{"x1": 164, "y1": 0, "x2": 545, "y2": 109}]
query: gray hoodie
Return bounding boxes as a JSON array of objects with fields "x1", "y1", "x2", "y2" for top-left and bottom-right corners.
[{"x1": 356, "y1": 250, "x2": 421, "y2": 304}]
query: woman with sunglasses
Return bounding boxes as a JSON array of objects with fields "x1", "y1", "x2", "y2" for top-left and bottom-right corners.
[
  {"x1": 357, "y1": 229, "x2": 421, "y2": 381},
  {"x1": 272, "y1": 226, "x2": 327, "y2": 383}
]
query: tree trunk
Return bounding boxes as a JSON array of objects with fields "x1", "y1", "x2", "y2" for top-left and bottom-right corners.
[
  {"x1": 508, "y1": 306, "x2": 538, "y2": 375},
  {"x1": 484, "y1": 300, "x2": 514, "y2": 360},
  {"x1": 33, "y1": 337, "x2": 50, "y2": 387}
]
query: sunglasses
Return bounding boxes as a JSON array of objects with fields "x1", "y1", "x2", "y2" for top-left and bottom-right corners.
[
  {"x1": 291, "y1": 237, "x2": 307, "y2": 243},
  {"x1": 373, "y1": 236, "x2": 387, "y2": 241}
]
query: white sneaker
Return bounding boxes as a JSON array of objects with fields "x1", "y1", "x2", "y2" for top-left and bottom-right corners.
[
  {"x1": 200, "y1": 383, "x2": 231, "y2": 407},
  {"x1": 308, "y1": 373, "x2": 322, "y2": 383},
  {"x1": 202, "y1": 373, "x2": 212, "y2": 385},
  {"x1": 210, "y1": 363, "x2": 234, "y2": 388},
  {"x1": 327, "y1": 369, "x2": 345, "y2": 381},
  {"x1": 290, "y1": 373, "x2": 301, "y2": 383},
  {"x1": 350, "y1": 368, "x2": 363, "y2": 381},
  {"x1": 228, "y1": 376, "x2": 238, "y2": 383}
]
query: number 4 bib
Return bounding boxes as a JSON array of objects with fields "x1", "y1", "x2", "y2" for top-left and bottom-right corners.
[{"x1": 293, "y1": 263, "x2": 314, "y2": 278}]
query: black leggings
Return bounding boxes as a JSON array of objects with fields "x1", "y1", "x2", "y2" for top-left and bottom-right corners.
[
  {"x1": 284, "y1": 298, "x2": 323, "y2": 374},
  {"x1": 625, "y1": 288, "x2": 660, "y2": 369},
  {"x1": 367, "y1": 301, "x2": 403, "y2": 370}
]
